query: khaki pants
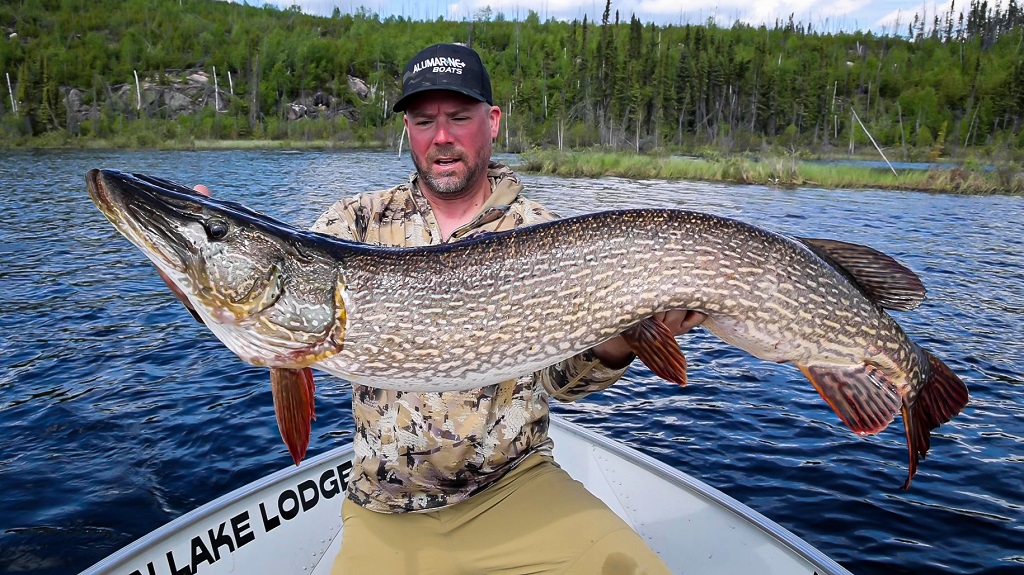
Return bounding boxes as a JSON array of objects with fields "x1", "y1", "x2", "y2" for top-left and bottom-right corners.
[{"x1": 331, "y1": 453, "x2": 672, "y2": 575}]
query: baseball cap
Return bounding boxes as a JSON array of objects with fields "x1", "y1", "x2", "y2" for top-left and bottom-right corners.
[{"x1": 393, "y1": 43, "x2": 493, "y2": 112}]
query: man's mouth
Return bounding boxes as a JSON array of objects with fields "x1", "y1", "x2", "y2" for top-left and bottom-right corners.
[{"x1": 434, "y1": 157, "x2": 461, "y2": 167}]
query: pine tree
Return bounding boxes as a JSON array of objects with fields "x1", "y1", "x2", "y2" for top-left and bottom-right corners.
[{"x1": 674, "y1": 45, "x2": 694, "y2": 144}]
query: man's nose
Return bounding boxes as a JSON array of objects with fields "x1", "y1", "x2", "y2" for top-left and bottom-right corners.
[{"x1": 432, "y1": 120, "x2": 454, "y2": 145}]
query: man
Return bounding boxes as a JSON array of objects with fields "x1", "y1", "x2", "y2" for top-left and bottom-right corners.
[{"x1": 172, "y1": 43, "x2": 704, "y2": 574}]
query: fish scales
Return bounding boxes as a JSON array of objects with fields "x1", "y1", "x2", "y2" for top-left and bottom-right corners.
[
  {"x1": 312, "y1": 210, "x2": 892, "y2": 389},
  {"x1": 86, "y1": 169, "x2": 969, "y2": 487}
]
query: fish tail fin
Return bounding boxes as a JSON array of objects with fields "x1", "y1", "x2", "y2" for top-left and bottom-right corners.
[
  {"x1": 270, "y1": 367, "x2": 317, "y2": 466},
  {"x1": 620, "y1": 317, "x2": 688, "y2": 385},
  {"x1": 900, "y1": 351, "x2": 969, "y2": 489}
]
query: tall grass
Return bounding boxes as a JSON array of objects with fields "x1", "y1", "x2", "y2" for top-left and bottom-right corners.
[{"x1": 518, "y1": 150, "x2": 1024, "y2": 195}]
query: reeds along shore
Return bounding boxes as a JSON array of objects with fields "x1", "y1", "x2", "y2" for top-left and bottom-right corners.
[{"x1": 516, "y1": 150, "x2": 1024, "y2": 196}]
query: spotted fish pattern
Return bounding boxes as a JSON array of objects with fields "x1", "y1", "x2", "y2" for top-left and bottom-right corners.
[{"x1": 312, "y1": 163, "x2": 628, "y2": 512}]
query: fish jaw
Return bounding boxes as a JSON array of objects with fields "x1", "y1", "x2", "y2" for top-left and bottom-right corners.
[
  {"x1": 88, "y1": 169, "x2": 270, "y2": 316},
  {"x1": 87, "y1": 168, "x2": 349, "y2": 370},
  {"x1": 87, "y1": 169, "x2": 199, "y2": 283}
]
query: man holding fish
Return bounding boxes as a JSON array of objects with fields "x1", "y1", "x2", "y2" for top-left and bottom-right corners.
[
  {"x1": 87, "y1": 35, "x2": 969, "y2": 575},
  {"x1": 163, "y1": 43, "x2": 697, "y2": 574},
  {"x1": 90, "y1": 37, "x2": 969, "y2": 574}
]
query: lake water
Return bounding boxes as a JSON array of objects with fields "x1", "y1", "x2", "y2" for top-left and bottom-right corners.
[{"x1": 0, "y1": 149, "x2": 1021, "y2": 575}]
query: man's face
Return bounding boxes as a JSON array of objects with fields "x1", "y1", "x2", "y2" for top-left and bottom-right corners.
[{"x1": 404, "y1": 91, "x2": 501, "y2": 198}]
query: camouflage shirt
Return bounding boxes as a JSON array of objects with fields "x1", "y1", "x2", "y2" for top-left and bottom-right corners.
[{"x1": 311, "y1": 163, "x2": 628, "y2": 513}]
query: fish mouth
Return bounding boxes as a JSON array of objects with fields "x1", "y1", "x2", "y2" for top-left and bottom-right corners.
[
  {"x1": 86, "y1": 169, "x2": 202, "y2": 278},
  {"x1": 87, "y1": 169, "x2": 140, "y2": 228},
  {"x1": 86, "y1": 169, "x2": 115, "y2": 214}
]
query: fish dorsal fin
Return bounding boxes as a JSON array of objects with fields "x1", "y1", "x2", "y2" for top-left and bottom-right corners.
[{"x1": 796, "y1": 237, "x2": 926, "y2": 311}]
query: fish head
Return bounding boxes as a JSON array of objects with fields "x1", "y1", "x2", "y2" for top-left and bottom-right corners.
[{"x1": 87, "y1": 169, "x2": 346, "y2": 367}]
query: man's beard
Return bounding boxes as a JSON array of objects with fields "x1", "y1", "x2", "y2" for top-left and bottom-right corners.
[{"x1": 414, "y1": 145, "x2": 488, "y2": 197}]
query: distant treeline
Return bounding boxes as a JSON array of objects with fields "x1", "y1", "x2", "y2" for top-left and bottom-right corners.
[{"x1": 3, "y1": 0, "x2": 1024, "y2": 158}]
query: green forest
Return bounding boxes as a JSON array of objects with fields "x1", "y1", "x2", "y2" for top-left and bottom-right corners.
[{"x1": 4, "y1": 0, "x2": 1024, "y2": 161}]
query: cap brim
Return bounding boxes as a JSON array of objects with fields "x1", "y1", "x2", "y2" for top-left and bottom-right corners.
[{"x1": 393, "y1": 86, "x2": 489, "y2": 113}]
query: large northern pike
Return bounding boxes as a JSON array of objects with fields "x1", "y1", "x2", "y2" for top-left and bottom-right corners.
[{"x1": 86, "y1": 168, "x2": 968, "y2": 488}]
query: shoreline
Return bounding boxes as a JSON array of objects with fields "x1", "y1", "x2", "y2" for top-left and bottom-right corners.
[
  {"x1": 4, "y1": 138, "x2": 1019, "y2": 195},
  {"x1": 0, "y1": 137, "x2": 390, "y2": 151},
  {"x1": 516, "y1": 150, "x2": 1024, "y2": 196}
]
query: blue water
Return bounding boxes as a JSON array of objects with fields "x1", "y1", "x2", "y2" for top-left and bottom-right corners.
[
  {"x1": 1, "y1": 149, "x2": 1022, "y2": 574},
  {"x1": 803, "y1": 158, "x2": 981, "y2": 171}
]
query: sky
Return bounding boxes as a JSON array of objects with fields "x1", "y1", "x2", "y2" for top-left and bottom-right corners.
[{"x1": 245, "y1": 0, "x2": 970, "y2": 34}]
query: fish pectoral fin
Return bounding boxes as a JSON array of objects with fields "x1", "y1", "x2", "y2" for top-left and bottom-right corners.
[
  {"x1": 900, "y1": 351, "x2": 969, "y2": 489},
  {"x1": 796, "y1": 237, "x2": 926, "y2": 311},
  {"x1": 798, "y1": 364, "x2": 901, "y2": 436},
  {"x1": 270, "y1": 367, "x2": 317, "y2": 466},
  {"x1": 620, "y1": 318, "x2": 688, "y2": 386}
]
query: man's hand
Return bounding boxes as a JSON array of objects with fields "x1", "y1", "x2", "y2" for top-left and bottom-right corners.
[
  {"x1": 592, "y1": 310, "x2": 707, "y2": 370},
  {"x1": 158, "y1": 184, "x2": 210, "y2": 321}
]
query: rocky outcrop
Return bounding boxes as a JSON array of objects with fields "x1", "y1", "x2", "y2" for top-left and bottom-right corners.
[
  {"x1": 62, "y1": 68, "x2": 368, "y2": 124},
  {"x1": 62, "y1": 68, "x2": 228, "y2": 123},
  {"x1": 347, "y1": 75, "x2": 371, "y2": 99},
  {"x1": 285, "y1": 90, "x2": 359, "y2": 122}
]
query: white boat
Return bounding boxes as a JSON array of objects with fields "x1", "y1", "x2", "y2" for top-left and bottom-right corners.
[{"x1": 80, "y1": 416, "x2": 852, "y2": 575}]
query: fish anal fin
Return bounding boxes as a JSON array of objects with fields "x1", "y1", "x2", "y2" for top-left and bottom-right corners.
[
  {"x1": 900, "y1": 351, "x2": 969, "y2": 489},
  {"x1": 796, "y1": 237, "x2": 926, "y2": 311},
  {"x1": 798, "y1": 364, "x2": 901, "y2": 436},
  {"x1": 270, "y1": 367, "x2": 316, "y2": 466},
  {"x1": 620, "y1": 318, "x2": 688, "y2": 386}
]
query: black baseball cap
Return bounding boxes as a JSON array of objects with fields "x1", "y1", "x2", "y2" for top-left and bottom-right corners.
[{"x1": 393, "y1": 43, "x2": 493, "y2": 112}]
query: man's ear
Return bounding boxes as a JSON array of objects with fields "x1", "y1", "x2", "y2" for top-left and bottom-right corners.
[{"x1": 488, "y1": 105, "x2": 502, "y2": 139}]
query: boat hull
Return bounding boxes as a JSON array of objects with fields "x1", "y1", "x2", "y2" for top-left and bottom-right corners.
[{"x1": 79, "y1": 416, "x2": 851, "y2": 575}]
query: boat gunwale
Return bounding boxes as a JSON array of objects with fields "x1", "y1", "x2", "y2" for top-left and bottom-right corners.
[
  {"x1": 77, "y1": 445, "x2": 353, "y2": 574},
  {"x1": 79, "y1": 415, "x2": 852, "y2": 575},
  {"x1": 549, "y1": 415, "x2": 853, "y2": 575}
]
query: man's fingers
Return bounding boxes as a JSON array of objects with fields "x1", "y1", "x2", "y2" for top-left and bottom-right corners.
[
  {"x1": 678, "y1": 311, "x2": 707, "y2": 333},
  {"x1": 654, "y1": 310, "x2": 707, "y2": 335}
]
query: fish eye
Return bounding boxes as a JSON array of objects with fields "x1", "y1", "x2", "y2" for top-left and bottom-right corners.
[{"x1": 206, "y1": 218, "x2": 230, "y2": 240}]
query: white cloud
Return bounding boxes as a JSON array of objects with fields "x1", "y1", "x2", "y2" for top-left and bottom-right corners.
[
  {"x1": 875, "y1": 1, "x2": 966, "y2": 34},
  {"x1": 242, "y1": 0, "x2": 954, "y2": 32}
]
